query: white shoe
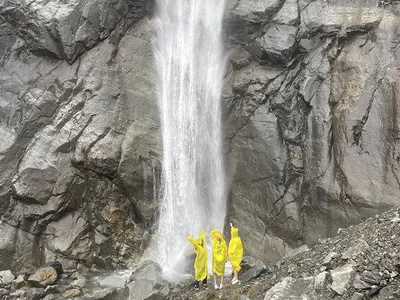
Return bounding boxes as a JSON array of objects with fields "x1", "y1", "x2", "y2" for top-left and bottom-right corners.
[
  {"x1": 214, "y1": 284, "x2": 218, "y2": 289},
  {"x1": 219, "y1": 284, "x2": 223, "y2": 289},
  {"x1": 232, "y1": 278, "x2": 239, "y2": 285}
]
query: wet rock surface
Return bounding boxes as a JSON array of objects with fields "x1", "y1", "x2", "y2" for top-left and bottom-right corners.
[
  {"x1": 0, "y1": 0, "x2": 159, "y2": 271},
  {"x1": 223, "y1": 0, "x2": 400, "y2": 264},
  {"x1": 2, "y1": 207, "x2": 400, "y2": 299},
  {"x1": 126, "y1": 261, "x2": 169, "y2": 300},
  {"x1": 0, "y1": 0, "x2": 400, "y2": 283},
  {"x1": 28, "y1": 267, "x2": 58, "y2": 287}
]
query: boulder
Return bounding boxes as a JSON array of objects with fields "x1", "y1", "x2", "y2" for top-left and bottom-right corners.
[
  {"x1": 63, "y1": 288, "x2": 81, "y2": 297},
  {"x1": 129, "y1": 261, "x2": 164, "y2": 283},
  {"x1": 10, "y1": 290, "x2": 26, "y2": 298},
  {"x1": 0, "y1": 270, "x2": 15, "y2": 285},
  {"x1": 240, "y1": 257, "x2": 268, "y2": 283},
  {"x1": 241, "y1": 256, "x2": 262, "y2": 272},
  {"x1": 12, "y1": 274, "x2": 26, "y2": 289},
  {"x1": 330, "y1": 264, "x2": 355, "y2": 295},
  {"x1": 127, "y1": 280, "x2": 169, "y2": 300},
  {"x1": 241, "y1": 264, "x2": 268, "y2": 283},
  {"x1": 263, "y1": 276, "x2": 314, "y2": 299},
  {"x1": 71, "y1": 278, "x2": 86, "y2": 288},
  {"x1": 28, "y1": 267, "x2": 58, "y2": 287},
  {"x1": 86, "y1": 287, "x2": 118, "y2": 300},
  {"x1": 96, "y1": 272, "x2": 131, "y2": 289},
  {"x1": 126, "y1": 261, "x2": 169, "y2": 300},
  {"x1": 313, "y1": 271, "x2": 330, "y2": 293}
]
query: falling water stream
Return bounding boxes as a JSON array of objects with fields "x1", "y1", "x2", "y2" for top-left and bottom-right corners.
[{"x1": 154, "y1": 0, "x2": 227, "y2": 277}]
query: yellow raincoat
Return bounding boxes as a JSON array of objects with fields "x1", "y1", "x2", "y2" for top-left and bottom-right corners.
[
  {"x1": 228, "y1": 226, "x2": 243, "y2": 271},
  {"x1": 187, "y1": 229, "x2": 208, "y2": 281},
  {"x1": 210, "y1": 229, "x2": 227, "y2": 275}
]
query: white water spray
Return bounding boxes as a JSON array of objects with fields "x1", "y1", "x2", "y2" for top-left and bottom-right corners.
[{"x1": 154, "y1": 0, "x2": 227, "y2": 275}]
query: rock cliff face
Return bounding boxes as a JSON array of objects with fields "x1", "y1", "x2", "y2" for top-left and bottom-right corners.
[
  {"x1": 0, "y1": 0, "x2": 159, "y2": 271},
  {"x1": 0, "y1": 0, "x2": 399, "y2": 270},
  {"x1": 223, "y1": 0, "x2": 400, "y2": 263}
]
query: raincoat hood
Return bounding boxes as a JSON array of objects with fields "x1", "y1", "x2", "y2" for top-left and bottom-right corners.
[
  {"x1": 231, "y1": 227, "x2": 239, "y2": 238},
  {"x1": 214, "y1": 230, "x2": 223, "y2": 240}
]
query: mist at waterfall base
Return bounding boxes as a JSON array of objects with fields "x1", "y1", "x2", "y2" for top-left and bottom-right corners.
[{"x1": 153, "y1": 0, "x2": 227, "y2": 280}]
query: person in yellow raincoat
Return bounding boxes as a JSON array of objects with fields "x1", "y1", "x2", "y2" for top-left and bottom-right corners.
[
  {"x1": 228, "y1": 223, "x2": 243, "y2": 285},
  {"x1": 210, "y1": 229, "x2": 227, "y2": 289},
  {"x1": 187, "y1": 229, "x2": 208, "y2": 290}
]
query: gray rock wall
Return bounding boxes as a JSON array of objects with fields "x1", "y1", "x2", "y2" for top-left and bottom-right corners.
[
  {"x1": 0, "y1": 0, "x2": 159, "y2": 271},
  {"x1": 1, "y1": 0, "x2": 400, "y2": 270},
  {"x1": 224, "y1": 0, "x2": 400, "y2": 263}
]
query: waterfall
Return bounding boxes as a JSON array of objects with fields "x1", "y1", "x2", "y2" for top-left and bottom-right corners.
[{"x1": 154, "y1": 0, "x2": 227, "y2": 275}]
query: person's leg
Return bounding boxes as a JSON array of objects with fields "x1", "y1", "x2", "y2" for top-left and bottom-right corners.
[
  {"x1": 194, "y1": 280, "x2": 199, "y2": 290},
  {"x1": 231, "y1": 267, "x2": 237, "y2": 281},
  {"x1": 234, "y1": 269, "x2": 238, "y2": 280},
  {"x1": 213, "y1": 273, "x2": 219, "y2": 289},
  {"x1": 232, "y1": 268, "x2": 239, "y2": 284},
  {"x1": 202, "y1": 277, "x2": 208, "y2": 289},
  {"x1": 219, "y1": 275, "x2": 224, "y2": 289}
]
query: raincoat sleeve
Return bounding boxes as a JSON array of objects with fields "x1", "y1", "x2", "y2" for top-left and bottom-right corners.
[
  {"x1": 187, "y1": 236, "x2": 199, "y2": 252},
  {"x1": 201, "y1": 229, "x2": 206, "y2": 246}
]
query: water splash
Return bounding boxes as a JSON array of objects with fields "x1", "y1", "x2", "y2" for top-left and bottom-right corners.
[{"x1": 154, "y1": 0, "x2": 227, "y2": 275}]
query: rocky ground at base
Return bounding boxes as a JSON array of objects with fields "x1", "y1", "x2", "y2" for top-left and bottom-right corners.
[
  {"x1": 251, "y1": 205, "x2": 400, "y2": 300},
  {"x1": 2, "y1": 206, "x2": 400, "y2": 300},
  {"x1": 169, "y1": 206, "x2": 400, "y2": 300},
  {"x1": 0, "y1": 262, "x2": 130, "y2": 300}
]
